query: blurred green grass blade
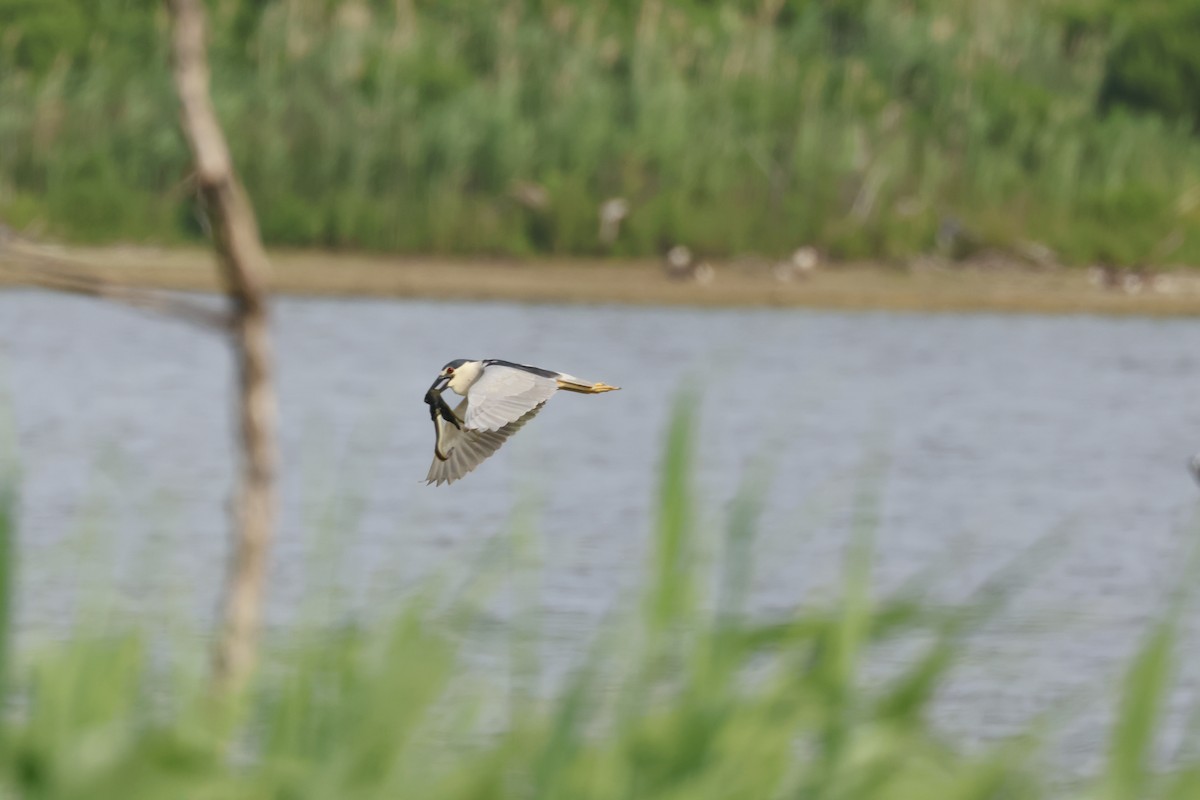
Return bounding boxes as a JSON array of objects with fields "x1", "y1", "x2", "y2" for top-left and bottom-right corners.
[
  {"x1": 1103, "y1": 536, "x2": 1200, "y2": 800},
  {"x1": 874, "y1": 638, "x2": 957, "y2": 726},
  {"x1": 1105, "y1": 619, "x2": 1175, "y2": 800},
  {"x1": 531, "y1": 623, "x2": 615, "y2": 793},
  {"x1": 833, "y1": 457, "x2": 887, "y2": 681},
  {"x1": 647, "y1": 390, "x2": 697, "y2": 634},
  {"x1": 833, "y1": 455, "x2": 889, "y2": 683},
  {"x1": 802, "y1": 457, "x2": 887, "y2": 793},
  {"x1": 1163, "y1": 765, "x2": 1200, "y2": 800},
  {"x1": 705, "y1": 450, "x2": 773, "y2": 689},
  {"x1": 876, "y1": 534, "x2": 1061, "y2": 723},
  {"x1": 716, "y1": 455, "x2": 770, "y2": 625}
]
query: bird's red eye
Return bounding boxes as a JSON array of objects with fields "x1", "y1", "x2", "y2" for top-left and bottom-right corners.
[{"x1": 445, "y1": 367, "x2": 454, "y2": 374}]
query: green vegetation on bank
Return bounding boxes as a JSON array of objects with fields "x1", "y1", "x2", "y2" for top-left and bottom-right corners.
[
  {"x1": 2, "y1": 0, "x2": 1200, "y2": 264},
  {"x1": 0, "y1": 403, "x2": 1199, "y2": 797}
]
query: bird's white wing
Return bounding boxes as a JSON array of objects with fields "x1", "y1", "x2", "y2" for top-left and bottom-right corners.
[
  {"x1": 426, "y1": 399, "x2": 546, "y2": 485},
  {"x1": 464, "y1": 364, "x2": 559, "y2": 432}
]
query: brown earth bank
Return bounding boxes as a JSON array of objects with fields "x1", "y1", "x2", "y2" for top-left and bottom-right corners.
[{"x1": 2, "y1": 244, "x2": 1200, "y2": 317}]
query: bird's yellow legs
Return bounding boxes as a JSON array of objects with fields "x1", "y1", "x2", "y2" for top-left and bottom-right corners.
[{"x1": 556, "y1": 380, "x2": 621, "y2": 394}]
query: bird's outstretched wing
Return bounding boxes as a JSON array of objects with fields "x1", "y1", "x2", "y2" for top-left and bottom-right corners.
[
  {"x1": 426, "y1": 399, "x2": 547, "y2": 486},
  {"x1": 464, "y1": 363, "x2": 559, "y2": 432}
]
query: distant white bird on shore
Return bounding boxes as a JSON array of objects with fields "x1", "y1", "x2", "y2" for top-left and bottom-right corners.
[
  {"x1": 598, "y1": 198, "x2": 629, "y2": 246},
  {"x1": 423, "y1": 359, "x2": 619, "y2": 485},
  {"x1": 663, "y1": 245, "x2": 715, "y2": 284},
  {"x1": 773, "y1": 246, "x2": 820, "y2": 282}
]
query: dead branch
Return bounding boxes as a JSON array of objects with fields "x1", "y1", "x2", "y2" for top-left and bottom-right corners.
[
  {"x1": 0, "y1": 246, "x2": 229, "y2": 331},
  {"x1": 167, "y1": 0, "x2": 279, "y2": 695}
]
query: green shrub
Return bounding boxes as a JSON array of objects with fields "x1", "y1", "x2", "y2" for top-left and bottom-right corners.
[
  {"x1": 0, "y1": 0, "x2": 87, "y2": 74},
  {"x1": 1099, "y1": 1, "x2": 1200, "y2": 131}
]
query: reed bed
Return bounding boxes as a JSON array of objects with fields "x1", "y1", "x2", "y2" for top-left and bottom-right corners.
[{"x1": 1, "y1": 0, "x2": 1199, "y2": 265}]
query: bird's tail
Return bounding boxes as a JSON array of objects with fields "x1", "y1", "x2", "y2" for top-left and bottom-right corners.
[{"x1": 556, "y1": 375, "x2": 620, "y2": 394}]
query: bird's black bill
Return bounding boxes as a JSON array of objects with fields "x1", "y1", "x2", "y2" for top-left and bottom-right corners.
[{"x1": 428, "y1": 374, "x2": 450, "y2": 393}]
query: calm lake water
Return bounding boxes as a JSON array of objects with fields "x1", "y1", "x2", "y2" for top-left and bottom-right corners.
[{"x1": 2, "y1": 289, "x2": 1200, "y2": 771}]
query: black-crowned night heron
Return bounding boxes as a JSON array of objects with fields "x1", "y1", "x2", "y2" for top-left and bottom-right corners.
[{"x1": 423, "y1": 359, "x2": 619, "y2": 485}]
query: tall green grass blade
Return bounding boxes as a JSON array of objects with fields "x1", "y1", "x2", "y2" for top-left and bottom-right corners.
[
  {"x1": 715, "y1": 453, "x2": 771, "y2": 626},
  {"x1": 647, "y1": 390, "x2": 697, "y2": 636},
  {"x1": 1105, "y1": 619, "x2": 1175, "y2": 800}
]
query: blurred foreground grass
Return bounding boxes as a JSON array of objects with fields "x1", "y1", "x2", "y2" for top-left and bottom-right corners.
[{"x1": 0, "y1": 402, "x2": 1198, "y2": 798}]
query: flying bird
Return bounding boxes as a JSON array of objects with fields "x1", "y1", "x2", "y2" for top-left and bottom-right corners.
[{"x1": 424, "y1": 359, "x2": 619, "y2": 485}]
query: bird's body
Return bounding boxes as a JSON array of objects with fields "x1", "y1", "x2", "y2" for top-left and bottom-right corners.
[{"x1": 424, "y1": 359, "x2": 618, "y2": 485}]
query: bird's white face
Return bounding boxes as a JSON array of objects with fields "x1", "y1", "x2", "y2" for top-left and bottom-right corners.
[{"x1": 430, "y1": 360, "x2": 483, "y2": 396}]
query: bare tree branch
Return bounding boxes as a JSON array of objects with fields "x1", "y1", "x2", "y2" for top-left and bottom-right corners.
[
  {"x1": 0, "y1": 245, "x2": 230, "y2": 331},
  {"x1": 167, "y1": 0, "x2": 279, "y2": 695}
]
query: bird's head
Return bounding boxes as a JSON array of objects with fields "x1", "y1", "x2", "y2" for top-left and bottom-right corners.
[{"x1": 429, "y1": 359, "x2": 481, "y2": 395}]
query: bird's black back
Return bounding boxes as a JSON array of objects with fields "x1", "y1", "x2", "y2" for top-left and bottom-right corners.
[{"x1": 482, "y1": 359, "x2": 559, "y2": 379}]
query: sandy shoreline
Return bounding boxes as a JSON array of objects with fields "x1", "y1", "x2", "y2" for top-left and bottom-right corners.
[{"x1": 2, "y1": 244, "x2": 1200, "y2": 317}]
